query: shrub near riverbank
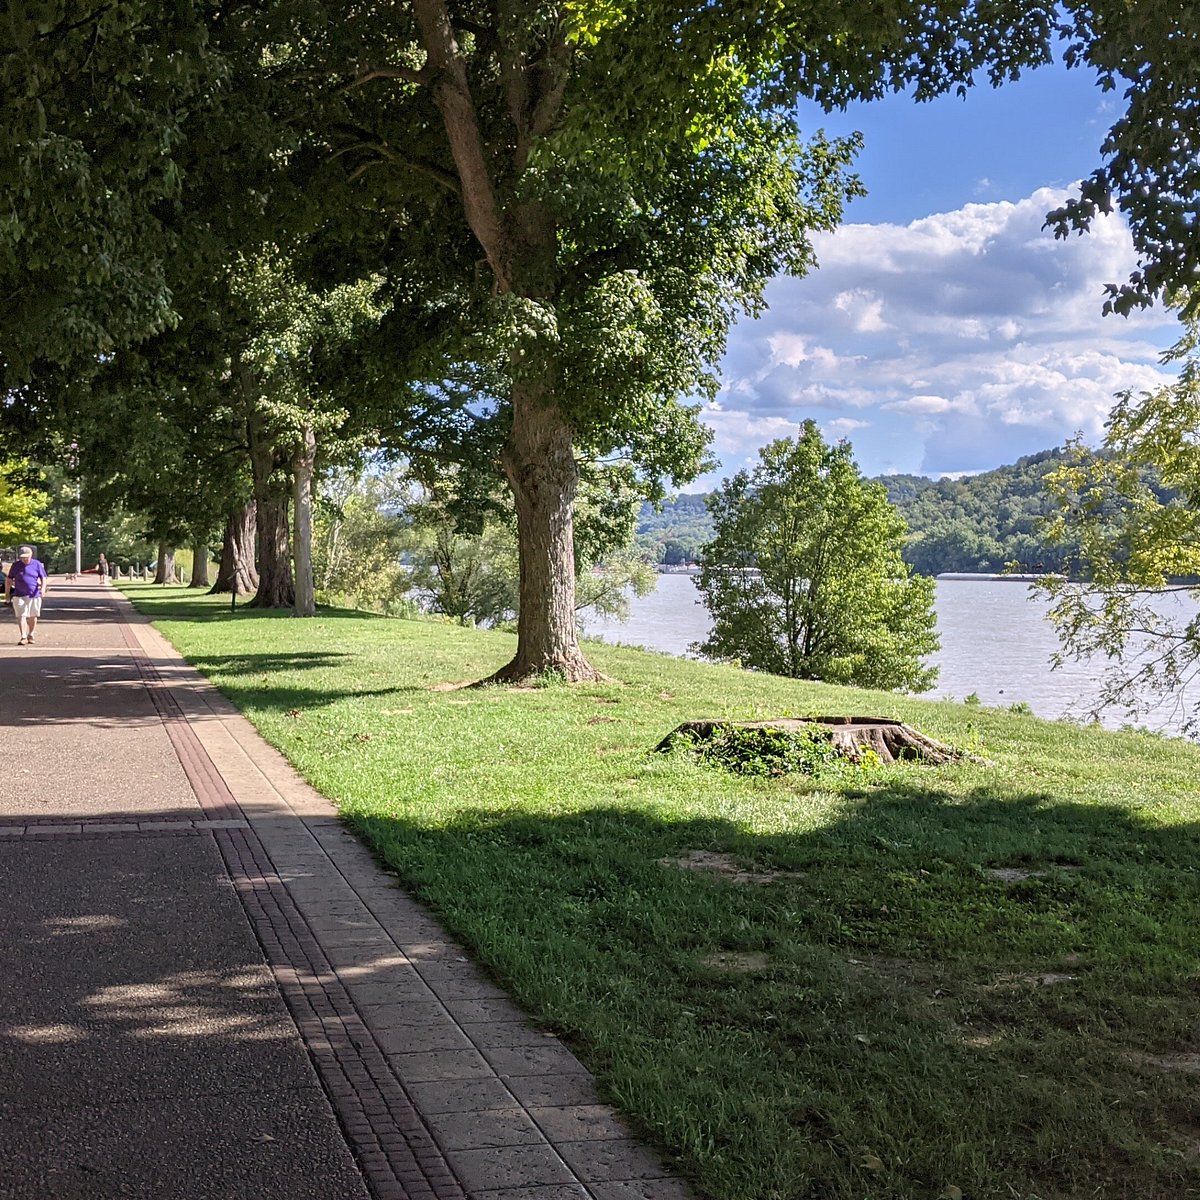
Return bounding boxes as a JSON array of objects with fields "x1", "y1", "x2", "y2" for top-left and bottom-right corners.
[{"x1": 126, "y1": 584, "x2": 1200, "y2": 1200}]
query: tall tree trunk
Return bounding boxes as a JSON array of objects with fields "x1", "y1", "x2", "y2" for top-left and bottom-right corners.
[
  {"x1": 210, "y1": 502, "x2": 259, "y2": 595},
  {"x1": 247, "y1": 410, "x2": 294, "y2": 610},
  {"x1": 250, "y1": 487, "x2": 294, "y2": 609},
  {"x1": 154, "y1": 542, "x2": 177, "y2": 585},
  {"x1": 189, "y1": 540, "x2": 211, "y2": 589},
  {"x1": 415, "y1": 7, "x2": 587, "y2": 681},
  {"x1": 489, "y1": 383, "x2": 600, "y2": 683},
  {"x1": 322, "y1": 513, "x2": 343, "y2": 591},
  {"x1": 291, "y1": 426, "x2": 316, "y2": 618}
]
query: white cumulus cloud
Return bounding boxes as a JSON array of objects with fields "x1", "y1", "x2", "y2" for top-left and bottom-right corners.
[{"x1": 707, "y1": 186, "x2": 1181, "y2": 481}]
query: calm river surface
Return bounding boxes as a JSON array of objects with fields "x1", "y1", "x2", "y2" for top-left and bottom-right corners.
[{"x1": 583, "y1": 573, "x2": 1200, "y2": 735}]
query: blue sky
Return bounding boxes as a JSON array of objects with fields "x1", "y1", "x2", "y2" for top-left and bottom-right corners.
[{"x1": 701, "y1": 59, "x2": 1182, "y2": 484}]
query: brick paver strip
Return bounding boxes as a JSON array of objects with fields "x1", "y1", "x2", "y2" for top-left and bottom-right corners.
[
  {"x1": 0, "y1": 818, "x2": 250, "y2": 838},
  {"x1": 112, "y1": 600, "x2": 695, "y2": 1200}
]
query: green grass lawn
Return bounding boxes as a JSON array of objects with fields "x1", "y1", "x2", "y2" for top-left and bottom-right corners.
[{"x1": 125, "y1": 584, "x2": 1200, "y2": 1200}]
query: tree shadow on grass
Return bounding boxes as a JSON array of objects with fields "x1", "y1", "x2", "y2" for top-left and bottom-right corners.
[
  {"x1": 182, "y1": 651, "x2": 357, "y2": 674},
  {"x1": 175, "y1": 652, "x2": 424, "y2": 714},
  {"x1": 343, "y1": 782, "x2": 1200, "y2": 1199}
]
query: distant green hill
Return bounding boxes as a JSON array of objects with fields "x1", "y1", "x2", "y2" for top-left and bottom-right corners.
[
  {"x1": 877, "y1": 448, "x2": 1077, "y2": 576},
  {"x1": 634, "y1": 492, "x2": 712, "y2": 564},
  {"x1": 637, "y1": 448, "x2": 1087, "y2": 575}
]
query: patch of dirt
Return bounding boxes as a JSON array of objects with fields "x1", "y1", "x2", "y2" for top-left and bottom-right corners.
[
  {"x1": 985, "y1": 865, "x2": 1084, "y2": 883},
  {"x1": 1032, "y1": 972, "x2": 1078, "y2": 986},
  {"x1": 430, "y1": 681, "x2": 471, "y2": 692},
  {"x1": 702, "y1": 951, "x2": 771, "y2": 973},
  {"x1": 983, "y1": 972, "x2": 1079, "y2": 991},
  {"x1": 1121, "y1": 1050, "x2": 1200, "y2": 1075},
  {"x1": 844, "y1": 956, "x2": 960, "y2": 1006},
  {"x1": 1166, "y1": 1124, "x2": 1200, "y2": 1163},
  {"x1": 959, "y1": 1030, "x2": 1005, "y2": 1049},
  {"x1": 660, "y1": 849, "x2": 805, "y2": 886}
]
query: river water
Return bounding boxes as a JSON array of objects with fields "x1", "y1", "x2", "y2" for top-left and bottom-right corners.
[{"x1": 582, "y1": 573, "x2": 1200, "y2": 735}]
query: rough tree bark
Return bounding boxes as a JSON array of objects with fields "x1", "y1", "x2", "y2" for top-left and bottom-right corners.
[
  {"x1": 250, "y1": 482, "x2": 295, "y2": 609},
  {"x1": 490, "y1": 381, "x2": 601, "y2": 682},
  {"x1": 153, "y1": 542, "x2": 177, "y2": 585},
  {"x1": 291, "y1": 426, "x2": 317, "y2": 618},
  {"x1": 246, "y1": 406, "x2": 295, "y2": 610},
  {"x1": 188, "y1": 541, "x2": 211, "y2": 589},
  {"x1": 209, "y1": 502, "x2": 259, "y2": 595}
]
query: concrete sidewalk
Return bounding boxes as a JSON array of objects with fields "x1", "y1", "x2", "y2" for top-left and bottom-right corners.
[{"x1": 0, "y1": 580, "x2": 692, "y2": 1200}]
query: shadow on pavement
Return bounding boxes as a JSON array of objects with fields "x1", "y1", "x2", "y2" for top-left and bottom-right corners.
[{"x1": 0, "y1": 829, "x2": 369, "y2": 1199}]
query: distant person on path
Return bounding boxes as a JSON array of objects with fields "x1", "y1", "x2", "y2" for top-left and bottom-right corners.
[
  {"x1": 97, "y1": 552, "x2": 109, "y2": 582},
  {"x1": 3, "y1": 544, "x2": 48, "y2": 646}
]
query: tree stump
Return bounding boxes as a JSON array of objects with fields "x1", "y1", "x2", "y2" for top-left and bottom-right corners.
[{"x1": 656, "y1": 716, "x2": 976, "y2": 766}]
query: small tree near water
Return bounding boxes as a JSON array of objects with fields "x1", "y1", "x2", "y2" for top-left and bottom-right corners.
[{"x1": 695, "y1": 424, "x2": 939, "y2": 692}]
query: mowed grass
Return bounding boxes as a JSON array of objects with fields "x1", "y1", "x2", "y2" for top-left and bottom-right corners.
[{"x1": 125, "y1": 584, "x2": 1200, "y2": 1200}]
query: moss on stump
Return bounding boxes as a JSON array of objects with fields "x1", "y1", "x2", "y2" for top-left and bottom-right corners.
[{"x1": 656, "y1": 716, "x2": 977, "y2": 767}]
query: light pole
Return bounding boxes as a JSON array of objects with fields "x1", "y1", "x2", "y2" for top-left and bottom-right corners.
[{"x1": 69, "y1": 440, "x2": 81, "y2": 576}]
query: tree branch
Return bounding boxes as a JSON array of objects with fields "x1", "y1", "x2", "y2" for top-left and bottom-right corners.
[
  {"x1": 412, "y1": 0, "x2": 511, "y2": 290},
  {"x1": 340, "y1": 64, "x2": 434, "y2": 93},
  {"x1": 330, "y1": 137, "x2": 461, "y2": 196},
  {"x1": 528, "y1": 23, "x2": 573, "y2": 143}
]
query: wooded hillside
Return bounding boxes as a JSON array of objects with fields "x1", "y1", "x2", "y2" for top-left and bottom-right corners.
[{"x1": 637, "y1": 448, "x2": 1119, "y2": 576}]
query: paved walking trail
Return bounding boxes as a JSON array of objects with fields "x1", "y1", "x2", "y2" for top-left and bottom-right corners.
[{"x1": 0, "y1": 579, "x2": 693, "y2": 1200}]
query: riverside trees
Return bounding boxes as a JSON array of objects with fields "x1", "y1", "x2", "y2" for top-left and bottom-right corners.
[
  {"x1": 696, "y1": 424, "x2": 939, "y2": 691},
  {"x1": 305, "y1": 1, "x2": 857, "y2": 679},
  {"x1": 284, "y1": 0, "x2": 1200, "y2": 681}
]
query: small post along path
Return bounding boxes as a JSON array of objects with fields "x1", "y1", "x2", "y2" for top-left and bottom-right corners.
[{"x1": 0, "y1": 577, "x2": 693, "y2": 1200}]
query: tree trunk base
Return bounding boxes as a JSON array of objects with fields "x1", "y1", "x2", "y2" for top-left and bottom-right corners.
[
  {"x1": 657, "y1": 716, "x2": 980, "y2": 766},
  {"x1": 480, "y1": 652, "x2": 606, "y2": 686},
  {"x1": 246, "y1": 586, "x2": 296, "y2": 610}
]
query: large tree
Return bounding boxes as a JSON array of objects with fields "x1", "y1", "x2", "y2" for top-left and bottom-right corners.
[
  {"x1": 696, "y1": 423, "x2": 939, "y2": 691},
  {"x1": 0, "y1": 2, "x2": 215, "y2": 388},
  {"x1": 287, "y1": 2, "x2": 863, "y2": 679}
]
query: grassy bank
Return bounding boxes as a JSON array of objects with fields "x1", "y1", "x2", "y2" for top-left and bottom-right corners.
[{"x1": 124, "y1": 584, "x2": 1200, "y2": 1200}]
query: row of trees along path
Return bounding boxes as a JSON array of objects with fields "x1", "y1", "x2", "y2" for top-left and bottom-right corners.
[{"x1": 1, "y1": 2, "x2": 1197, "y2": 681}]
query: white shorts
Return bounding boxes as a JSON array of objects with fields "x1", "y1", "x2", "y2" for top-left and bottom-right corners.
[{"x1": 12, "y1": 595, "x2": 42, "y2": 619}]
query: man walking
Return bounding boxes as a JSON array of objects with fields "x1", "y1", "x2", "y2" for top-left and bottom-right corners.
[{"x1": 4, "y1": 544, "x2": 48, "y2": 645}]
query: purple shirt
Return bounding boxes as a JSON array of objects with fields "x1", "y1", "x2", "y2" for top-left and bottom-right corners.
[{"x1": 7, "y1": 559, "x2": 46, "y2": 598}]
